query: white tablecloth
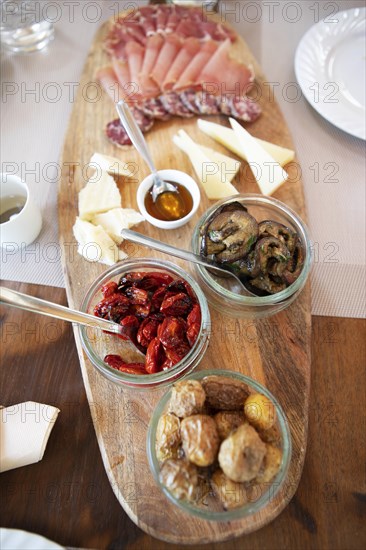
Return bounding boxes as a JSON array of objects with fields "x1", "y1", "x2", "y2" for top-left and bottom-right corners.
[{"x1": 1, "y1": 0, "x2": 365, "y2": 318}]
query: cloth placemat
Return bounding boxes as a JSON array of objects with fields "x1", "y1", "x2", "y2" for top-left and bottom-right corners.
[{"x1": 1, "y1": 0, "x2": 364, "y2": 317}]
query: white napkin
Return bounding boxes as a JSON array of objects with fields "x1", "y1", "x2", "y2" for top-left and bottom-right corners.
[{"x1": 0, "y1": 402, "x2": 60, "y2": 473}]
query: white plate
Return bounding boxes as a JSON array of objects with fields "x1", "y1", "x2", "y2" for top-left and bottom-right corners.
[
  {"x1": 295, "y1": 7, "x2": 366, "y2": 140},
  {"x1": 0, "y1": 528, "x2": 64, "y2": 550}
]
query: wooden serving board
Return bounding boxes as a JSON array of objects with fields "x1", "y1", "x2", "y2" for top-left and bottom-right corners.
[{"x1": 58, "y1": 12, "x2": 311, "y2": 544}]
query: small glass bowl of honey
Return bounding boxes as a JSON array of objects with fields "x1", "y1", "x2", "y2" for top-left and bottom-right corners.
[{"x1": 137, "y1": 169, "x2": 201, "y2": 229}]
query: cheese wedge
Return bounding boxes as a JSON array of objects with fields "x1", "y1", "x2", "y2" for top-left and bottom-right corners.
[
  {"x1": 230, "y1": 118, "x2": 288, "y2": 195},
  {"x1": 173, "y1": 130, "x2": 239, "y2": 199},
  {"x1": 78, "y1": 171, "x2": 121, "y2": 220},
  {"x1": 174, "y1": 130, "x2": 240, "y2": 182},
  {"x1": 73, "y1": 217, "x2": 125, "y2": 265},
  {"x1": 90, "y1": 153, "x2": 134, "y2": 177},
  {"x1": 92, "y1": 208, "x2": 145, "y2": 244},
  {"x1": 197, "y1": 119, "x2": 295, "y2": 167}
]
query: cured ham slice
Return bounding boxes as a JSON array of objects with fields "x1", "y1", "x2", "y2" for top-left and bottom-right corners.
[
  {"x1": 111, "y1": 58, "x2": 141, "y2": 103},
  {"x1": 156, "y1": 5, "x2": 169, "y2": 34},
  {"x1": 139, "y1": 34, "x2": 164, "y2": 98},
  {"x1": 151, "y1": 35, "x2": 182, "y2": 88},
  {"x1": 198, "y1": 39, "x2": 254, "y2": 96},
  {"x1": 125, "y1": 41, "x2": 144, "y2": 90},
  {"x1": 96, "y1": 66, "x2": 127, "y2": 103},
  {"x1": 174, "y1": 40, "x2": 218, "y2": 91},
  {"x1": 162, "y1": 37, "x2": 201, "y2": 92}
]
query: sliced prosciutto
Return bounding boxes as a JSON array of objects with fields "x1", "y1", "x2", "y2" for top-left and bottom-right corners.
[
  {"x1": 151, "y1": 34, "x2": 182, "y2": 88},
  {"x1": 174, "y1": 40, "x2": 218, "y2": 91},
  {"x1": 197, "y1": 39, "x2": 254, "y2": 96},
  {"x1": 95, "y1": 66, "x2": 127, "y2": 103},
  {"x1": 125, "y1": 41, "x2": 144, "y2": 91},
  {"x1": 139, "y1": 34, "x2": 164, "y2": 98},
  {"x1": 162, "y1": 37, "x2": 201, "y2": 92},
  {"x1": 112, "y1": 58, "x2": 141, "y2": 103}
]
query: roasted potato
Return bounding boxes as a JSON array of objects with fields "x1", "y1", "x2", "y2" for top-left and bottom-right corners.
[
  {"x1": 218, "y1": 423, "x2": 266, "y2": 482},
  {"x1": 244, "y1": 393, "x2": 277, "y2": 431},
  {"x1": 201, "y1": 375, "x2": 250, "y2": 410},
  {"x1": 156, "y1": 413, "x2": 181, "y2": 462},
  {"x1": 211, "y1": 469, "x2": 248, "y2": 510},
  {"x1": 181, "y1": 414, "x2": 220, "y2": 467},
  {"x1": 255, "y1": 444, "x2": 282, "y2": 483},
  {"x1": 214, "y1": 411, "x2": 246, "y2": 440},
  {"x1": 169, "y1": 379, "x2": 206, "y2": 418},
  {"x1": 159, "y1": 459, "x2": 199, "y2": 502}
]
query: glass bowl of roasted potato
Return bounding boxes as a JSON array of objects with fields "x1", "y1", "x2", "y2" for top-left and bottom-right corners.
[{"x1": 147, "y1": 369, "x2": 291, "y2": 520}]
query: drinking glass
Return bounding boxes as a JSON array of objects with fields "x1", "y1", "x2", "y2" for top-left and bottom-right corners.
[{"x1": 0, "y1": 0, "x2": 54, "y2": 53}]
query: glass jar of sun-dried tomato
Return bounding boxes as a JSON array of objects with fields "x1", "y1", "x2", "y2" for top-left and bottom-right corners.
[{"x1": 79, "y1": 259, "x2": 210, "y2": 390}]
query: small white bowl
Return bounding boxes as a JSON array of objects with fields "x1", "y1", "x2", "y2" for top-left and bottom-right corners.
[
  {"x1": 0, "y1": 173, "x2": 42, "y2": 248},
  {"x1": 137, "y1": 169, "x2": 200, "y2": 229}
]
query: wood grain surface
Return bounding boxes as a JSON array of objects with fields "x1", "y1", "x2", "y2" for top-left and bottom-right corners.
[
  {"x1": 0, "y1": 283, "x2": 364, "y2": 549},
  {"x1": 57, "y1": 13, "x2": 311, "y2": 543}
]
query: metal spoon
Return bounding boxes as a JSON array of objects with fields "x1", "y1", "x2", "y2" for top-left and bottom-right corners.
[
  {"x1": 120, "y1": 229, "x2": 256, "y2": 296},
  {"x1": 0, "y1": 286, "x2": 145, "y2": 359},
  {"x1": 116, "y1": 101, "x2": 186, "y2": 219}
]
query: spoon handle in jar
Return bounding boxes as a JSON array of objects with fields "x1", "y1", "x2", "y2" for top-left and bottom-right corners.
[
  {"x1": 0, "y1": 287, "x2": 122, "y2": 335},
  {"x1": 120, "y1": 229, "x2": 230, "y2": 277}
]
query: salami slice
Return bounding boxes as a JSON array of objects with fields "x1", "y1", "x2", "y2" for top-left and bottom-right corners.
[
  {"x1": 160, "y1": 92, "x2": 194, "y2": 118},
  {"x1": 140, "y1": 97, "x2": 171, "y2": 121},
  {"x1": 194, "y1": 91, "x2": 220, "y2": 115},
  {"x1": 179, "y1": 90, "x2": 201, "y2": 114},
  {"x1": 231, "y1": 96, "x2": 262, "y2": 122},
  {"x1": 106, "y1": 110, "x2": 154, "y2": 147}
]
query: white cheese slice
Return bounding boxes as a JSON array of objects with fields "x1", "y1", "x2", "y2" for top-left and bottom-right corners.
[
  {"x1": 229, "y1": 118, "x2": 288, "y2": 195},
  {"x1": 173, "y1": 130, "x2": 239, "y2": 199},
  {"x1": 198, "y1": 145, "x2": 241, "y2": 181},
  {"x1": 197, "y1": 119, "x2": 295, "y2": 167},
  {"x1": 78, "y1": 171, "x2": 121, "y2": 220},
  {"x1": 92, "y1": 208, "x2": 145, "y2": 244},
  {"x1": 73, "y1": 217, "x2": 122, "y2": 265},
  {"x1": 90, "y1": 153, "x2": 134, "y2": 177}
]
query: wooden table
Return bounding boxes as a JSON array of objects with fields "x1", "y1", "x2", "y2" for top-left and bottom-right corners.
[{"x1": 0, "y1": 280, "x2": 365, "y2": 550}]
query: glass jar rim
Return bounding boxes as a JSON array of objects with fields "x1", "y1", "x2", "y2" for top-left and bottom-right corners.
[{"x1": 192, "y1": 194, "x2": 312, "y2": 306}]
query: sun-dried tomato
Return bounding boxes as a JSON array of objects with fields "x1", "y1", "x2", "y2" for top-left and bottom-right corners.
[
  {"x1": 94, "y1": 293, "x2": 130, "y2": 322},
  {"x1": 119, "y1": 315, "x2": 140, "y2": 341},
  {"x1": 164, "y1": 344, "x2": 191, "y2": 366},
  {"x1": 101, "y1": 281, "x2": 118, "y2": 298},
  {"x1": 151, "y1": 286, "x2": 167, "y2": 311},
  {"x1": 166, "y1": 279, "x2": 197, "y2": 301},
  {"x1": 104, "y1": 355, "x2": 147, "y2": 375},
  {"x1": 159, "y1": 317, "x2": 187, "y2": 350},
  {"x1": 187, "y1": 323, "x2": 200, "y2": 347},
  {"x1": 160, "y1": 292, "x2": 192, "y2": 316},
  {"x1": 125, "y1": 287, "x2": 149, "y2": 305},
  {"x1": 117, "y1": 272, "x2": 146, "y2": 292},
  {"x1": 131, "y1": 302, "x2": 151, "y2": 320},
  {"x1": 137, "y1": 317, "x2": 160, "y2": 348},
  {"x1": 146, "y1": 337, "x2": 163, "y2": 374},
  {"x1": 187, "y1": 304, "x2": 201, "y2": 326},
  {"x1": 139, "y1": 272, "x2": 174, "y2": 290}
]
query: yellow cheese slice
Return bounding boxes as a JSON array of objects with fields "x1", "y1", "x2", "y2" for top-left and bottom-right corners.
[
  {"x1": 173, "y1": 130, "x2": 239, "y2": 199},
  {"x1": 230, "y1": 118, "x2": 288, "y2": 195},
  {"x1": 197, "y1": 119, "x2": 295, "y2": 167}
]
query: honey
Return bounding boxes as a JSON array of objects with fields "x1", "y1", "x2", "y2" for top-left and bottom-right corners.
[{"x1": 144, "y1": 182, "x2": 193, "y2": 222}]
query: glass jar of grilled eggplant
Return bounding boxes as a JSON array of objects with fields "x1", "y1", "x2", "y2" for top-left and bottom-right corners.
[{"x1": 191, "y1": 195, "x2": 312, "y2": 318}]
